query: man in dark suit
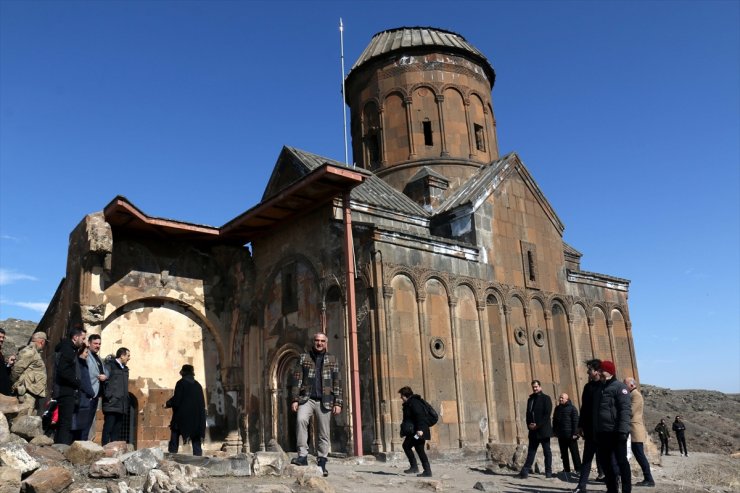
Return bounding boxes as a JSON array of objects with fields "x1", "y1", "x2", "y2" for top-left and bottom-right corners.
[{"x1": 516, "y1": 379, "x2": 554, "y2": 479}]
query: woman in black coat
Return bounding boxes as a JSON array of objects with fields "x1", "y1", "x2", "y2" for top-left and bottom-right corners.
[
  {"x1": 399, "y1": 386, "x2": 432, "y2": 477},
  {"x1": 166, "y1": 364, "x2": 206, "y2": 456},
  {"x1": 72, "y1": 346, "x2": 96, "y2": 441}
]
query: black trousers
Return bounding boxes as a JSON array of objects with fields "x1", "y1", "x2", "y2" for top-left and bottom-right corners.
[
  {"x1": 631, "y1": 441, "x2": 654, "y2": 482},
  {"x1": 557, "y1": 436, "x2": 582, "y2": 472},
  {"x1": 168, "y1": 429, "x2": 202, "y2": 456},
  {"x1": 402, "y1": 435, "x2": 430, "y2": 472},
  {"x1": 676, "y1": 432, "x2": 687, "y2": 455},
  {"x1": 578, "y1": 437, "x2": 612, "y2": 488},
  {"x1": 596, "y1": 432, "x2": 631, "y2": 493},
  {"x1": 658, "y1": 435, "x2": 669, "y2": 454},
  {"x1": 102, "y1": 412, "x2": 125, "y2": 445},
  {"x1": 520, "y1": 435, "x2": 552, "y2": 475},
  {"x1": 54, "y1": 394, "x2": 76, "y2": 445}
]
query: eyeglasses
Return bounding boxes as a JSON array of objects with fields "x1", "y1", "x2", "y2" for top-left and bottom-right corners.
[{"x1": 314, "y1": 339, "x2": 327, "y2": 343}]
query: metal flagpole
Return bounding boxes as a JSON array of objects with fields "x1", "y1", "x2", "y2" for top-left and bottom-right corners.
[{"x1": 340, "y1": 18, "x2": 350, "y2": 167}]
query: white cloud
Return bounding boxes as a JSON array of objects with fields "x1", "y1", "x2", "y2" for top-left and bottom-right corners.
[
  {"x1": 0, "y1": 269, "x2": 37, "y2": 285},
  {"x1": 0, "y1": 297, "x2": 48, "y2": 314},
  {"x1": 1, "y1": 235, "x2": 20, "y2": 241},
  {"x1": 12, "y1": 302, "x2": 49, "y2": 313}
]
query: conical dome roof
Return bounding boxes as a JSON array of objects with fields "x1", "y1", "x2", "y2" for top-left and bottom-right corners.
[{"x1": 347, "y1": 26, "x2": 495, "y2": 85}]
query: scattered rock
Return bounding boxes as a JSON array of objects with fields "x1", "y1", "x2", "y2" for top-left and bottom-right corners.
[
  {"x1": 89, "y1": 457, "x2": 127, "y2": 478},
  {"x1": 123, "y1": 447, "x2": 163, "y2": 476},
  {"x1": 10, "y1": 415, "x2": 43, "y2": 441},
  {"x1": 473, "y1": 481, "x2": 503, "y2": 492},
  {"x1": 143, "y1": 468, "x2": 200, "y2": 493},
  {"x1": 51, "y1": 443, "x2": 70, "y2": 455},
  {"x1": 104, "y1": 441, "x2": 129, "y2": 458},
  {"x1": 0, "y1": 466, "x2": 22, "y2": 493},
  {"x1": 5, "y1": 433, "x2": 26, "y2": 444},
  {"x1": 252, "y1": 451, "x2": 287, "y2": 477},
  {"x1": 22, "y1": 443, "x2": 66, "y2": 466},
  {"x1": 417, "y1": 479, "x2": 444, "y2": 491},
  {"x1": 0, "y1": 442, "x2": 40, "y2": 475},
  {"x1": 284, "y1": 464, "x2": 323, "y2": 479},
  {"x1": 21, "y1": 466, "x2": 73, "y2": 493},
  {"x1": 29, "y1": 435, "x2": 53, "y2": 446},
  {"x1": 0, "y1": 412, "x2": 10, "y2": 444},
  {"x1": 294, "y1": 475, "x2": 335, "y2": 493},
  {"x1": 65, "y1": 440, "x2": 105, "y2": 465},
  {"x1": 106, "y1": 482, "x2": 138, "y2": 493},
  {"x1": 0, "y1": 395, "x2": 21, "y2": 416}
]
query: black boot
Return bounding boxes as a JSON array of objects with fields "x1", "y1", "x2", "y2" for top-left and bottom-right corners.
[
  {"x1": 290, "y1": 455, "x2": 308, "y2": 466},
  {"x1": 417, "y1": 469, "x2": 432, "y2": 477},
  {"x1": 404, "y1": 465, "x2": 419, "y2": 474},
  {"x1": 317, "y1": 456, "x2": 329, "y2": 477}
]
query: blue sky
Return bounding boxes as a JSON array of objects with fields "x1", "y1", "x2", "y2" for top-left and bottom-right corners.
[{"x1": 1, "y1": 1, "x2": 738, "y2": 392}]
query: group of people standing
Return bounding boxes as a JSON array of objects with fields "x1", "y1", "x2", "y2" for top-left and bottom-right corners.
[
  {"x1": 654, "y1": 416, "x2": 689, "y2": 457},
  {"x1": 515, "y1": 359, "x2": 658, "y2": 493},
  {"x1": 1, "y1": 325, "x2": 204, "y2": 455},
  {"x1": 0, "y1": 325, "x2": 132, "y2": 446}
]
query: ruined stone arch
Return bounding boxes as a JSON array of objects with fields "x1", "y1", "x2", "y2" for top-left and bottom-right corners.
[
  {"x1": 268, "y1": 343, "x2": 303, "y2": 452},
  {"x1": 100, "y1": 296, "x2": 229, "y2": 446},
  {"x1": 484, "y1": 287, "x2": 505, "y2": 305}
]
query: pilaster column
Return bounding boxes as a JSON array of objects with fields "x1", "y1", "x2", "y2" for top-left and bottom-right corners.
[
  {"x1": 477, "y1": 300, "x2": 497, "y2": 443},
  {"x1": 404, "y1": 97, "x2": 416, "y2": 159},
  {"x1": 435, "y1": 94, "x2": 449, "y2": 157}
]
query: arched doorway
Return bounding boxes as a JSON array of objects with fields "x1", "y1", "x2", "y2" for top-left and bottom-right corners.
[{"x1": 272, "y1": 346, "x2": 301, "y2": 452}]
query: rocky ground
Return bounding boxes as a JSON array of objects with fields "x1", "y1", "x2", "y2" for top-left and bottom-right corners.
[{"x1": 1, "y1": 319, "x2": 738, "y2": 492}]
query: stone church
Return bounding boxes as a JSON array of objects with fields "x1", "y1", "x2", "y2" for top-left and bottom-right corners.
[{"x1": 39, "y1": 27, "x2": 637, "y2": 455}]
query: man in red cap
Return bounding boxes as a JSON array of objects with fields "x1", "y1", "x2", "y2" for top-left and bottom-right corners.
[{"x1": 595, "y1": 360, "x2": 632, "y2": 493}]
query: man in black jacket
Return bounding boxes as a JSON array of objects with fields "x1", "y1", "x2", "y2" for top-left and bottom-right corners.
[
  {"x1": 574, "y1": 358, "x2": 604, "y2": 493},
  {"x1": 672, "y1": 416, "x2": 688, "y2": 456},
  {"x1": 516, "y1": 379, "x2": 554, "y2": 479},
  {"x1": 54, "y1": 326, "x2": 87, "y2": 445},
  {"x1": 594, "y1": 360, "x2": 631, "y2": 493},
  {"x1": 553, "y1": 392, "x2": 581, "y2": 477},
  {"x1": 0, "y1": 328, "x2": 16, "y2": 396},
  {"x1": 166, "y1": 364, "x2": 206, "y2": 456},
  {"x1": 102, "y1": 347, "x2": 130, "y2": 445}
]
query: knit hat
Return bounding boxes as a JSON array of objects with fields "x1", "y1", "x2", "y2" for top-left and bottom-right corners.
[
  {"x1": 179, "y1": 364, "x2": 195, "y2": 376},
  {"x1": 32, "y1": 331, "x2": 47, "y2": 340},
  {"x1": 600, "y1": 360, "x2": 616, "y2": 375}
]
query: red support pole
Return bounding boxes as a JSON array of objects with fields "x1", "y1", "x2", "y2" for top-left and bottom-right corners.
[{"x1": 342, "y1": 192, "x2": 363, "y2": 456}]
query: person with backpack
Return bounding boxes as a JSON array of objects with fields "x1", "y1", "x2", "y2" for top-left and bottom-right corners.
[{"x1": 398, "y1": 386, "x2": 434, "y2": 477}]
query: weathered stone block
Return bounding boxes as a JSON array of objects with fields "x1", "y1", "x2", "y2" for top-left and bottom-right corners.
[
  {"x1": 293, "y1": 475, "x2": 336, "y2": 493},
  {"x1": 21, "y1": 466, "x2": 73, "y2": 493},
  {"x1": 29, "y1": 435, "x2": 53, "y2": 446},
  {"x1": 143, "y1": 468, "x2": 199, "y2": 493},
  {"x1": 0, "y1": 443, "x2": 40, "y2": 475},
  {"x1": 0, "y1": 395, "x2": 21, "y2": 416},
  {"x1": 10, "y1": 416, "x2": 43, "y2": 441},
  {"x1": 89, "y1": 457, "x2": 127, "y2": 478},
  {"x1": 473, "y1": 481, "x2": 504, "y2": 492},
  {"x1": 0, "y1": 412, "x2": 9, "y2": 444},
  {"x1": 106, "y1": 482, "x2": 138, "y2": 493},
  {"x1": 22, "y1": 444, "x2": 66, "y2": 466},
  {"x1": 0, "y1": 466, "x2": 22, "y2": 493},
  {"x1": 103, "y1": 441, "x2": 129, "y2": 458},
  {"x1": 65, "y1": 440, "x2": 105, "y2": 465},
  {"x1": 123, "y1": 447, "x2": 163, "y2": 476},
  {"x1": 251, "y1": 451, "x2": 287, "y2": 477}
]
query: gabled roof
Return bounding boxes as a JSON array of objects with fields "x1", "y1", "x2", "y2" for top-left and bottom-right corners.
[
  {"x1": 265, "y1": 146, "x2": 429, "y2": 218},
  {"x1": 437, "y1": 152, "x2": 565, "y2": 233},
  {"x1": 351, "y1": 175, "x2": 430, "y2": 217}
]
